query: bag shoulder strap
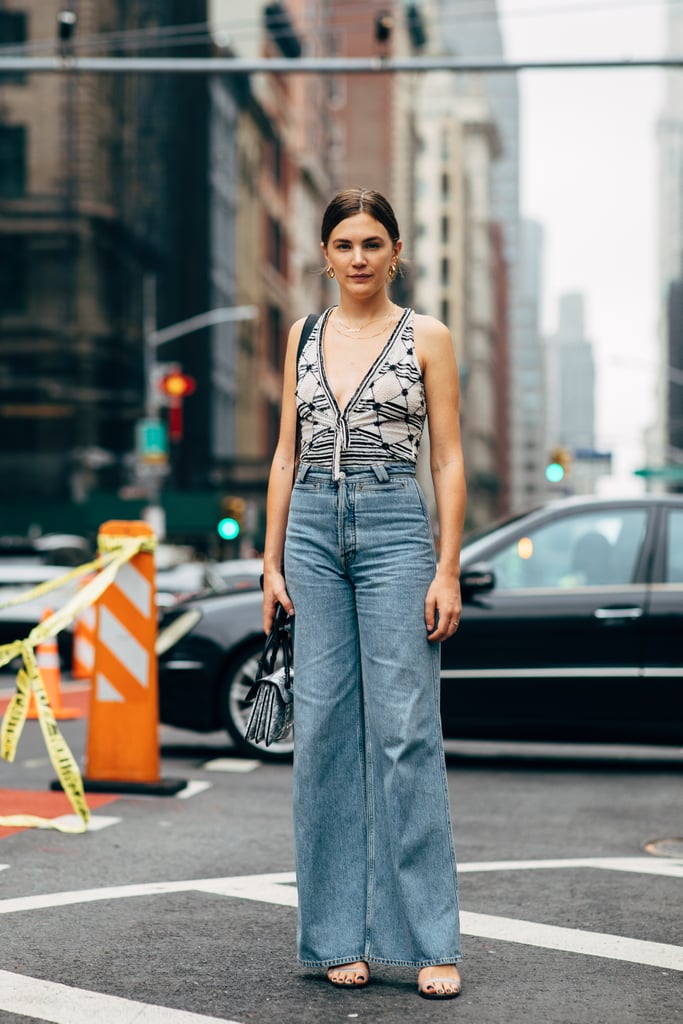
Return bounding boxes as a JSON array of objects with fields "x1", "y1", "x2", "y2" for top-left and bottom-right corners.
[
  {"x1": 297, "y1": 313, "x2": 318, "y2": 364},
  {"x1": 293, "y1": 313, "x2": 317, "y2": 486}
]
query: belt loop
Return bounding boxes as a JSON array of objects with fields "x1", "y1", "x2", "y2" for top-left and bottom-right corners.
[
  {"x1": 297, "y1": 463, "x2": 312, "y2": 483},
  {"x1": 371, "y1": 464, "x2": 390, "y2": 482}
]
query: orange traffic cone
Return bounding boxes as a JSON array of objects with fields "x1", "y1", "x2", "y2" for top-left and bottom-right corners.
[
  {"x1": 28, "y1": 608, "x2": 83, "y2": 720},
  {"x1": 83, "y1": 521, "x2": 185, "y2": 795}
]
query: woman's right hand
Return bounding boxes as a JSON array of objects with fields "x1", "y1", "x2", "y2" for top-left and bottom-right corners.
[{"x1": 263, "y1": 570, "x2": 295, "y2": 633}]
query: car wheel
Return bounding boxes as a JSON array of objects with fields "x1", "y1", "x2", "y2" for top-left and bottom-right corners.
[{"x1": 219, "y1": 638, "x2": 295, "y2": 763}]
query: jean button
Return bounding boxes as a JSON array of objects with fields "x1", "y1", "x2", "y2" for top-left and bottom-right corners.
[{"x1": 338, "y1": 471, "x2": 346, "y2": 480}]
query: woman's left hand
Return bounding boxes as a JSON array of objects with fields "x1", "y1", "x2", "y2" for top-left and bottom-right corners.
[{"x1": 425, "y1": 574, "x2": 462, "y2": 642}]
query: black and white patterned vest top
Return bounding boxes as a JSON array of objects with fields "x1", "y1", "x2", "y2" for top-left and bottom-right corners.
[{"x1": 296, "y1": 306, "x2": 426, "y2": 480}]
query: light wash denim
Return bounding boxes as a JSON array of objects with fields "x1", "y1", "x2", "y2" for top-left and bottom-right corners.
[{"x1": 284, "y1": 462, "x2": 462, "y2": 968}]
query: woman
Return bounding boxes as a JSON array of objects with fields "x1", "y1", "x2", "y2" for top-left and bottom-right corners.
[{"x1": 262, "y1": 188, "x2": 465, "y2": 999}]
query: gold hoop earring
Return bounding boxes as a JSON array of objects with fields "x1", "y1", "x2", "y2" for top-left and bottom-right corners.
[
  {"x1": 326, "y1": 266, "x2": 335, "y2": 280},
  {"x1": 387, "y1": 263, "x2": 397, "y2": 282}
]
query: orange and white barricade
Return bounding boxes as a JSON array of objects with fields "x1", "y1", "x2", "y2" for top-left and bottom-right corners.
[
  {"x1": 84, "y1": 520, "x2": 184, "y2": 794},
  {"x1": 28, "y1": 608, "x2": 82, "y2": 720}
]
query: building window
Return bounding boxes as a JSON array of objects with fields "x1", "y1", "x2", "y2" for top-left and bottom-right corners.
[
  {"x1": 441, "y1": 172, "x2": 449, "y2": 199},
  {"x1": 0, "y1": 236, "x2": 27, "y2": 313},
  {"x1": 0, "y1": 125, "x2": 27, "y2": 197},
  {"x1": 0, "y1": 11, "x2": 28, "y2": 84},
  {"x1": 441, "y1": 215, "x2": 449, "y2": 244},
  {"x1": 264, "y1": 3, "x2": 302, "y2": 58},
  {"x1": 266, "y1": 134, "x2": 283, "y2": 184},
  {"x1": 267, "y1": 216, "x2": 284, "y2": 273},
  {"x1": 440, "y1": 257, "x2": 449, "y2": 286},
  {"x1": 440, "y1": 299, "x2": 450, "y2": 325},
  {"x1": 268, "y1": 304, "x2": 282, "y2": 368}
]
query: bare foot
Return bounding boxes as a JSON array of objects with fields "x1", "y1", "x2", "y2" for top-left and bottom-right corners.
[
  {"x1": 327, "y1": 961, "x2": 369, "y2": 988},
  {"x1": 417, "y1": 964, "x2": 462, "y2": 999}
]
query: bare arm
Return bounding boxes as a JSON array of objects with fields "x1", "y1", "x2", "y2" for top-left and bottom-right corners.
[
  {"x1": 414, "y1": 314, "x2": 467, "y2": 643},
  {"x1": 261, "y1": 318, "x2": 304, "y2": 632}
]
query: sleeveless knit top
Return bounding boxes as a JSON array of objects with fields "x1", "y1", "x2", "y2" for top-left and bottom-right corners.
[{"x1": 296, "y1": 306, "x2": 426, "y2": 480}]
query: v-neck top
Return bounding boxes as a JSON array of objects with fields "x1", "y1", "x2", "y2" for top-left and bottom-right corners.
[{"x1": 295, "y1": 306, "x2": 426, "y2": 480}]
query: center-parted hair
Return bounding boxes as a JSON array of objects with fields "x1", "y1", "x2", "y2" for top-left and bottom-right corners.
[{"x1": 320, "y1": 188, "x2": 401, "y2": 246}]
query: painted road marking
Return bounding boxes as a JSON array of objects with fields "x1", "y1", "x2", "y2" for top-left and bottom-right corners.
[
  {"x1": 203, "y1": 758, "x2": 261, "y2": 773},
  {"x1": 0, "y1": 861, "x2": 680, "y2": 971},
  {"x1": 458, "y1": 856, "x2": 683, "y2": 878},
  {"x1": 176, "y1": 780, "x2": 212, "y2": 799},
  {"x1": 461, "y1": 912, "x2": 683, "y2": 970},
  {"x1": 0, "y1": 790, "x2": 120, "y2": 839},
  {"x1": 49, "y1": 814, "x2": 121, "y2": 832},
  {"x1": 0, "y1": 865, "x2": 8, "y2": 873},
  {"x1": 0, "y1": 970, "x2": 242, "y2": 1024}
]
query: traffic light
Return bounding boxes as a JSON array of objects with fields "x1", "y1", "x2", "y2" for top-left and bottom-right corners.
[
  {"x1": 159, "y1": 370, "x2": 196, "y2": 442},
  {"x1": 375, "y1": 11, "x2": 393, "y2": 44},
  {"x1": 218, "y1": 497, "x2": 246, "y2": 541},
  {"x1": 545, "y1": 447, "x2": 572, "y2": 483}
]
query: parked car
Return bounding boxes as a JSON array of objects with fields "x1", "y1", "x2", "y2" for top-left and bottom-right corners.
[
  {"x1": 157, "y1": 495, "x2": 683, "y2": 760},
  {"x1": 0, "y1": 564, "x2": 81, "y2": 668},
  {"x1": 155, "y1": 558, "x2": 262, "y2": 608}
]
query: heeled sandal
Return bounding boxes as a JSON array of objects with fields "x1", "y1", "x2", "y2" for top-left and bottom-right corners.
[
  {"x1": 327, "y1": 962, "x2": 369, "y2": 988},
  {"x1": 417, "y1": 971, "x2": 461, "y2": 1000}
]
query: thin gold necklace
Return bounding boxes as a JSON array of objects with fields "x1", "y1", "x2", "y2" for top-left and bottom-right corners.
[
  {"x1": 332, "y1": 309, "x2": 394, "y2": 335},
  {"x1": 329, "y1": 317, "x2": 396, "y2": 342}
]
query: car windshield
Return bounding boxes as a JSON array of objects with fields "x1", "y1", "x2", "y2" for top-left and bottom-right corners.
[{"x1": 461, "y1": 507, "x2": 544, "y2": 561}]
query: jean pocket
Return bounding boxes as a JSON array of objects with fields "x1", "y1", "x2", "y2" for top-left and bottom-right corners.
[{"x1": 410, "y1": 479, "x2": 430, "y2": 518}]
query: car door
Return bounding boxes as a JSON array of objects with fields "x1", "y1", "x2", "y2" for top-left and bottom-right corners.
[
  {"x1": 440, "y1": 505, "x2": 652, "y2": 741},
  {"x1": 639, "y1": 504, "x2": 683, "y2": 742}
]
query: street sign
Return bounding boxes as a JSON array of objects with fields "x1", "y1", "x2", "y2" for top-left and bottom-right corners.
[
  {"x1": 634, "y1": 466, "x2": 683, "y2": 480},
  {"x1": 574, "y1": 448, "x2": 612, "y2": 463},
  {"x1": 136, "y1": 418, "x2": 168, "y2": 463}
]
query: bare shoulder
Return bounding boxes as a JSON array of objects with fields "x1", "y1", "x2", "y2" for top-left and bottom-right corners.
[
  {"x1": 412, "y1": 313, "x2": 455, "y2": 366},
  {"x1": 413, "y1": 312, "x2": 450, "y2": 342},
  {"x1": 288, "y1": 316, "x2": 308, "y2": 340}
]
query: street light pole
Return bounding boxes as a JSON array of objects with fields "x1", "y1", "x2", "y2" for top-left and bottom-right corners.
[
  {"x1": 143, "y1": 273, "x2": 158, "y2": 418},
  {"x1": 138, "y1": 279, "x2": 259, "y2": 538},
  {"x1": 143, "y1": 275, "x2": 258, "y2": 419}
]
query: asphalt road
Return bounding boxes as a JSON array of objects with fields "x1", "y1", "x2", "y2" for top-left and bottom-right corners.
[{"x1": 0, "y1": 679, "x2": 682, "y2": 1024}]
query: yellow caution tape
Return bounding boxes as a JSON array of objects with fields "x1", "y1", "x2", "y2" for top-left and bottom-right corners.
[
  {"x1": 0, "y1": 552, "x2": 116, "y2": 613},
  {"x1": 0, "y1": 532, "x2": 156, "y2": 833},
  {"x1": 98, "y1": 532, "x2": 157, "y2": 556}
]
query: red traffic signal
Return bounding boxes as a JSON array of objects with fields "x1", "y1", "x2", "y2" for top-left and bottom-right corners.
[
  {"x1": 160, "y1": 371, "x2": 196, "y2": 398},
  {"x1": 159, "y1": 372, "x2": 196, "y2": 441}
]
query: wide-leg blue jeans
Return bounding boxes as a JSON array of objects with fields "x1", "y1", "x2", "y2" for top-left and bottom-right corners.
[{"x1": 284, "y1": 462, "x2": 462, "y2": 968}]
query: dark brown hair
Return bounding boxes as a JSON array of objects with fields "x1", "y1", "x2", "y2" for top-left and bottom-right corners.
[{"x1": 320, "y1": 187, "x2": 401, "y2": 246}]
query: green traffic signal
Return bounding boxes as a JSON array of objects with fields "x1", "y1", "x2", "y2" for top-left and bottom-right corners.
[
  {"x1": 545, "y1": 462, "x2": 565, "y2": 483},
  {"x1": 217, "y1": 517, "x2": 241, "y2": 540}
]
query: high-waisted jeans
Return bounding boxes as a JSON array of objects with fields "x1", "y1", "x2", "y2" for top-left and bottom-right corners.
[{"x1": 284, "y1": 462, "x2": 461, "y2": 968}]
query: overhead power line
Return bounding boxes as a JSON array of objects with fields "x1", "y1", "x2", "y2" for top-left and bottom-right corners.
[
  {"x1": 0, "y1": 0, "x2": 675, "y2": 58},
  {"x1": 0, "y1": 55, "x2": 680, "y2": 75}
]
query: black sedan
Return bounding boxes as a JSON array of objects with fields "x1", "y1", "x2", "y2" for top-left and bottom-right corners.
[{"x1": 157, "y1": 495, "x2": 683, "y2": 760}]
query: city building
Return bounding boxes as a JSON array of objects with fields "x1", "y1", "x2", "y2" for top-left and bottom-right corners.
[
  {"x1": 516, "y1": 220, "x2": 546, "y2": 506},
  {"x1": 546, "y1": 292, "x2": 597, "y2": 495},
  {"x1": 433, "y1": 0, "x2": 549, "y2": 513},
  {"x1": 412, "y1": 71, "x2": 504, "y2": 528},
  {"x1": 0, "y1": 0, "x2": 333, "y2": 548},
  {"x1": 0, "y1": 0, "x2": 212, "y2": 538},
  {"x1": 655, "y1": 1, "x2": 683, "y2": 488}
]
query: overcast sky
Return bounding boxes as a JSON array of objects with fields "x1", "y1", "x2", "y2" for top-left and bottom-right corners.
[{"x1": 498, "y1": 0, "x2": 667, "y2": 492}]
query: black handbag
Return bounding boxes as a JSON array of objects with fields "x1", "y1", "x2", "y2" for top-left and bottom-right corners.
[
  {"x1": 244, "y1": 603, "x2": 293, "y2": 747},
  {"x1": 244, "y1": 316, "x2": 313, "y2": 748}
]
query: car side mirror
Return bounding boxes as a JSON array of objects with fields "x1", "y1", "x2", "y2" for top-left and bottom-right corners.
[{"x1": 460, "y1": 563, "x2": 495, "y2": 597}]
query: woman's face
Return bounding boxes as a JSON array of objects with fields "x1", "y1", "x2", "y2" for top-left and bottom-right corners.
[{"x1": 321, "y1": 212, "x2": 401, "y2": 298}]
